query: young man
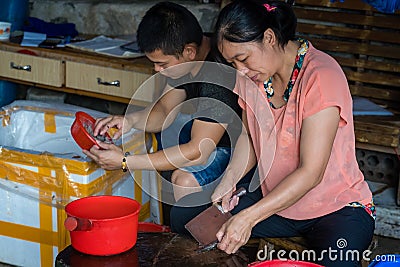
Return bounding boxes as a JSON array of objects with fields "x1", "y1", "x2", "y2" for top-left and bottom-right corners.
[{"x1": 84, "y1": 2, "x2": 242, "y2": 204}]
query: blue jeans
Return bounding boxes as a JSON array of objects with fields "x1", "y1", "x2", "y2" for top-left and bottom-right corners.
[{"x1": 180, "y1": 147, "x2": 231, "y2": 186}]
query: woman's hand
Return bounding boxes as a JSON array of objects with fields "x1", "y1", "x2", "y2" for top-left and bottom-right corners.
[
  {"x1": 216, "y1": 211, "x2": 254, "y2": 254},
  {"x1": 211, "y1": 170, "x2": 238, "y2": 213},
  {"x1": 83, "y1": 142, "x2": 124, "y2": 170},
  {"x1": 93, "y1": 115, "x2": 132, "y2": 140}
]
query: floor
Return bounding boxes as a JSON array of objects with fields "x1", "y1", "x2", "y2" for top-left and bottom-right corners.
[
  {"x1": 0, "y1": 235, "x2": 398, "y2": 267},
  {"x1": 369, "y1": 235, "x2": 400, "y2": 261}
]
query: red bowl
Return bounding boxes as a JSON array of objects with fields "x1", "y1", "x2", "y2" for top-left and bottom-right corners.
[
  {"x1": 249, "y1": 260, "x2": 323, "y2": 267},
  {"x1": 65, "y1": 195, "x2": 141, "y2": 256},
  {"x1": 70, "y1": 111, "x2": 112, "y2": 150}
]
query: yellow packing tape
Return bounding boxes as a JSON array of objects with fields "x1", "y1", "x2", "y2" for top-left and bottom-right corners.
[
  {"x1": 139, "y1": 201, "x2": 151, "y2": 222},
  {"x1": 151, "y1": 133, "x2": 164, "y2": 224},
  {"x1": 0, "y1": 160, "x2": 126, "y2": 202},
  {"x1": 44, "y1": 113, "x2": 56, "y2": 134},
  {"x1": 0, "y1": 147, "x2": 99, "y2": 175},
  {"x1": 0, "y1": 221, "x2": 58, "y2": 246},
  {"x1": 0, "y1": 105, "x2": 75, "y2": 119},
  {"x1": 38, "y1": 167, "x2": 54, "y2": 267},
  {"x1": 0, "y1": 131, "x2": 149, "y2": 176}
]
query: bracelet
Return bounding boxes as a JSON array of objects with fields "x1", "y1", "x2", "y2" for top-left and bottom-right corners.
[{"x1": 121, "y1": 152, "x2": 130, "y2": 172}]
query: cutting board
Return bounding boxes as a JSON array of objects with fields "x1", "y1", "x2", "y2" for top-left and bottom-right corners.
[{"x1": 185, "y1": 188, "x2": 246, "y2": 247}]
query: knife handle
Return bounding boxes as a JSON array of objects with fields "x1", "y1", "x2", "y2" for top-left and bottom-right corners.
[
  {"x1": 215, "y1": 187, "x2": 246, "y2": 213},
  {"x1": 232, "y1": 187, "x2": 246, "y2": 198}
]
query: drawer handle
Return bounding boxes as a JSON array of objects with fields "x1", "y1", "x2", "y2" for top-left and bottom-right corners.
[
  {"x1": 10, "y1": 62, "x2": 31, "y2": 72},
  {"x1": 97, "y1": 78, "x2": 120, "y2": 87}
]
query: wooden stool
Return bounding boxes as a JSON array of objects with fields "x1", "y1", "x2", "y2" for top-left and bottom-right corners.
[{"x1": 257, "y1": 237, "x2": 308, "y2": 261}]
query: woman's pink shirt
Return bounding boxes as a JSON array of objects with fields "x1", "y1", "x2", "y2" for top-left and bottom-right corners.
[{"x1": 234, "y1": 43, "x2": 372, "y2": 220}]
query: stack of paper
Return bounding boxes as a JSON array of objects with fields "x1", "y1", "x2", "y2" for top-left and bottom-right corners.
[
  {"x1": 20, "y1": 32, "x2": 46, "y2": 47},
  {"x1": 66, "y1": 35, "x2": 144, "y2": 58},
  {"x1": 19, "y1": 31, "x2": 68, "y2": 48}
]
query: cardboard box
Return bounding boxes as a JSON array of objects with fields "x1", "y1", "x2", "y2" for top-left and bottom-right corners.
[{"x1": 0, "y1": 101, "x2": 161, "y2": 267}]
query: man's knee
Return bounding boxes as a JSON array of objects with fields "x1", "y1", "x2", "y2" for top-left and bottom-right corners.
[{"x1": 171, "y1": 169, "x2": 199, "y2": 187}]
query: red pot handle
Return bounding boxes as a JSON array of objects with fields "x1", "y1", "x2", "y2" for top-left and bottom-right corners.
[{"x1": 64, "y1": 216, "x2": 93, "y2": 231}]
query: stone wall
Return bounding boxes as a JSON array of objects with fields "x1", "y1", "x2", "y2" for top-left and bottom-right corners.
[{"x1": 28, "y1": 0, "x2": 220, "y2": 36}]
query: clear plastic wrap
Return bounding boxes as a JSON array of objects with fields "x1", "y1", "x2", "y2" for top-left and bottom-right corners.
[{"x1": 0, "y1": 100, "x2": 150, "y2": 208}]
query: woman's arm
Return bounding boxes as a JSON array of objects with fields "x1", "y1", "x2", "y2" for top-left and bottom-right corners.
[
  {"x1": 217, "y1": 106, "x2": 340, "y2": 254},
  {"x1": 211, "y1": 110, "x2": 257, "y2": 210}
]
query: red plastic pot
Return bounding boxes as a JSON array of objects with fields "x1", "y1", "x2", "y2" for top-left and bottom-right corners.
[
  {"x1": 137, "y1": 222, "x2": 171, "y2": 233},
  {"x1": 64, "y1": 195, "x2": 141, "y2": 256},
  {"x1": 70, "y1": 111, "x2": 112, "y2": 150},
  {"x1": 248, "y1": 260, "x2": 323, "y2": 267}
]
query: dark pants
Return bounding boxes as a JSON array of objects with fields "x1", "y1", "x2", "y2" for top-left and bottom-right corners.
[{"x1": 170, "y1": 179, "x2": 375, "y2": 267}]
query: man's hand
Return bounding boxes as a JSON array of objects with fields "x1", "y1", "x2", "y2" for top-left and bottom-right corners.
[
  {"x1": 83, "y1": 142, "x2": 124, "y2": 170},
  {"x1": 93, "y1": 115, "x2": 132, "y2": 140}
]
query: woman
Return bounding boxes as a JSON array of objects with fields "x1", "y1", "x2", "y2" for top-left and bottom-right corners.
[{"x1": 210, "y1": 1, "x2": 375, "y2": 266}]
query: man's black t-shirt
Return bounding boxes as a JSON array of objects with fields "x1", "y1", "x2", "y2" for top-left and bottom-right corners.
[{"x1": 166, "y1": 54, "x2": 242, "y2": 148}]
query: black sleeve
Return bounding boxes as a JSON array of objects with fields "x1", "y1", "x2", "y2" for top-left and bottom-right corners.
[{"x1": 195, "y1": 82, "x2": 241, "y2": 125}]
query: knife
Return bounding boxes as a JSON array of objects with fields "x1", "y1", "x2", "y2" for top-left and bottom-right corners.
[{"x1": 185, "y1": 187, "x2": 247, "y2": 252}]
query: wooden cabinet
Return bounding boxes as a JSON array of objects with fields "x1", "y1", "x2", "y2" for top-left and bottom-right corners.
[
  {"x1": 66, "y1": 61, "x2": 154, "y2": 103},
  {"x1": 0, "y1": 42, "x2": 155, "y2": 106},
  {"x1": 0, "y1": 50, "x2": 64, "y2": 87}
]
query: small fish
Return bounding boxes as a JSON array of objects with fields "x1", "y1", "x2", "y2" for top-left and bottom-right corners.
[{"x1": 196, "y1": 241, "x2": 218, "y2": 253}]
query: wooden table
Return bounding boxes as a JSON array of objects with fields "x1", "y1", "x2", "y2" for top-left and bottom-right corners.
[
  {"x1": 55, "y1": 232, "x2": 258, "y2": 267},
  {"x1": 0, "y1": 41, "x2": 162, "y2": 107}
]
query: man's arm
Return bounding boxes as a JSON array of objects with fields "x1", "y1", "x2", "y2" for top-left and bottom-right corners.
[
  {"x1": 128, "y1": 85, "x2": 186, "y2": 132},
  {"x1": 126, "y1": 119, "x2": 227, "y2": 171},
  {"x1": 93, "y1": 85, "x2": 186, "y2": 137}
]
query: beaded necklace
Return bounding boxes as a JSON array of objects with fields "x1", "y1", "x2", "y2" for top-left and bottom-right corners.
[{"x1": 263, "y1": 38, "x2": 309, "y2": 108}]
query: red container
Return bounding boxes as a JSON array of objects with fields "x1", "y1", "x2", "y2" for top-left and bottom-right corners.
[
  {"x1": 248, "y1": 260, "x2": 323, "y2": 267},
  {"x1": 70, "y1": 111, "x2": 112, "y2": 150},
  {"x1": 64, "y1": 195, "x2": 141, "y2": 256},
  {"x1": 137, "y1": 222, "x2": 171, "y2": 233}
]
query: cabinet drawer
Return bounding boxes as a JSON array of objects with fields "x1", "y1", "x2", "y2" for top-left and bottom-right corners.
[
  {"x1": 66, "y1": 62, "x2": 154, "y2": 102},
  {"x1": 0, "y1": 51, "x2": 64, "y2": 87}
]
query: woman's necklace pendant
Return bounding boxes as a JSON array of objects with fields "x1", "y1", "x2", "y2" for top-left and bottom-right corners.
[
  {"x1": 266, "y1": 86, "x2": 274, "y2": 97},
  {"x1": 264, "y1": 78, "x2": 274, "y2": 98}
]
